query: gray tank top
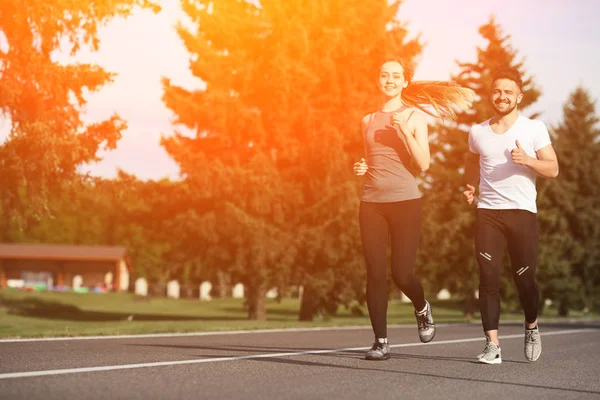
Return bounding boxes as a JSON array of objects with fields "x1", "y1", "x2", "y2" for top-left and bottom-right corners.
[{"x1": 360, "y1": 106, "x2": 421, "y2": 203}]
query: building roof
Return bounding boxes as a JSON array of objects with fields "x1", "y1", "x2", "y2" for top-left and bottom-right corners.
[{"x1": 0, "y1": 243, "x2": 128, "y2": 262}]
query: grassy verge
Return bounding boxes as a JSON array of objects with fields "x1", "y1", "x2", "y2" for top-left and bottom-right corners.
[{"x1": 0, "y1": 289, "x2": 595, "y2": 338}]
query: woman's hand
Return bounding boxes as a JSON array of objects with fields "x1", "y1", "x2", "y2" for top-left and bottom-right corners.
[
  {"x1": 390, "y1": 111, "x2": 411, "y2": 137},
  {"x1": 353, "y1": 158, "x2": 368, "y2": 176}
]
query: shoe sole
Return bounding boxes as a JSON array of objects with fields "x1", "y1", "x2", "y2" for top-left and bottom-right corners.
[
  {"x1": 525, "y1": 352, "x2": 541, "y2": 362},
  {"x1": 419, "y1": 328, "x2": 436, "y2": 343},
  {"x1": 419, "y1": 332, "x2": 435, "y2": 343},
  {"x1": 365, "y1": 354, "x2": 391, "y2": 361},
  {"x1": 477, "y1": 357, "x2": 502, "y2": 365}
]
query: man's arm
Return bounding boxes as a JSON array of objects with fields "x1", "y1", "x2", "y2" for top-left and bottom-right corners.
[
  {"x1": 512, "y1": 141, "x2": 559, "y2": 178},
  {"x1": 463, "y1": 151, "x2": 480, "y2": 204},
  {"x1": 530, "y1": 144, "x2": 559, "y2": 178},
  {"x1": 465, "y1": 151, "x2": 480, "y2": 188}
]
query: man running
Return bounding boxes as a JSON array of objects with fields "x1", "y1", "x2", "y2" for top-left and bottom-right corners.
[{"x1": 463, "y1": 67, "x2": 559, "y2": 364}]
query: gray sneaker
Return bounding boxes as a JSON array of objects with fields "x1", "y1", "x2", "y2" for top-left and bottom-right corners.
[
  {"x1": 415, "y1": 301, "x2": 436, "y2": 343},
  {"x1": 365, "y1": 341, "x2": 390, "y2": 361},
  {"x1": 524, "y1": 325, "x2": 542, "y2": 362},
  {"x1": 477, "y1": 341, "x2": 502, "y2": 364}
]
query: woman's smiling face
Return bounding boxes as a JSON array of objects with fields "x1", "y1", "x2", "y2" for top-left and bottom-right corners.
[{"x1": 378, "y1": 61, "x2": 408, "y2": 98}]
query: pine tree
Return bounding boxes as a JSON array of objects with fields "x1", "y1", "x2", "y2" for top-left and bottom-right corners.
[{"x1": 537, "y1": 87, "x2": 600, "y2": 315}]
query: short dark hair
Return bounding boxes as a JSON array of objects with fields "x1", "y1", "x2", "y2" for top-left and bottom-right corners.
[{"x1": 492, "y1": 67, "x2": 523, "y2": 90}]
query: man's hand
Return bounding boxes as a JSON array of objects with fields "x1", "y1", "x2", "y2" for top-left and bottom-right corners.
[
  {"x1": 463, "y1": 184, "x2": 476, "y2": 205},
  {"x1": 511, "y1": 140, "x2": 531, "y2": 166}
]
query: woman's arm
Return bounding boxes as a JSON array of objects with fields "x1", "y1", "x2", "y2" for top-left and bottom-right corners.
[{"x1": 392, "y1": 110, "x2": 430, "y2": 172}]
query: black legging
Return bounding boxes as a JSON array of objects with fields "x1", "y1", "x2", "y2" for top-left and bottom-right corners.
[
  {"x1": 475, "y1": 208, "x2": 540, "y2": 332},
  {"x1": 359, "y1": 198, "x2": 426, "y2": 339}
]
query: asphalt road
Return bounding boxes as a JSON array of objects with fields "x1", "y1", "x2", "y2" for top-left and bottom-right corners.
[{"x1": 1, "y1": 321, "x2": 599, "y2": 399}]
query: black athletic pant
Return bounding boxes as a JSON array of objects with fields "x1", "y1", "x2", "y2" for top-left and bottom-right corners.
[
  {"x1": 359, "y1": 198, "x2": 426, "y2": 339},
  {"x1": 475, "y1": 208, "x2": 540, "y2": 332}
]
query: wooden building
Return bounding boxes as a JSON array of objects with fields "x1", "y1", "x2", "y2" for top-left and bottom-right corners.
[{"x1": 0, "y1": 243, "x2": 131, "y2": 291}]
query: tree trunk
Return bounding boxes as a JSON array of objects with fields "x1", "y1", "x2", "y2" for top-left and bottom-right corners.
[
  {"x1": 183, "y1": 284, "x2": 195, "y2": 299},
  {"x1": 216, "y1": 270, "x2": 230, "y2": 298},
  {"x1": 247, "y1": 283, "x2": 267, "y2": 321},
  {"x1": 299, "y1": 283, "x2": 318, "y2": 321},
  {"x1": 150, "y1": 280, "x2": 166, "y2": 297},
  {"x1": 558, "y1": 297, "x2": 569, "y2": 317},
  {"x1": 0, "y1": 260, "x2": 6, "y2": 289},
  {"x1": 538, "y1": 293, "x2": 546, "y2": 316},
  {"x1": 463, "y1": 290, "x2": 476, "y2": 319}
]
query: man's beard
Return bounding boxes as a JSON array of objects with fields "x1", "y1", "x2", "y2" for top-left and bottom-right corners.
[{"x1": 493, "y1": 101, "x2": 517, "y2": 116}]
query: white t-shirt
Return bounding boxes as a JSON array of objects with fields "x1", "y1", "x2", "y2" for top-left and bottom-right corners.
[{"x1": 468, "y1": 115, "x2": 552, "y2": 213}]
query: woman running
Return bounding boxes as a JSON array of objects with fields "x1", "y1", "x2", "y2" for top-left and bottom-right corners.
[{"x1": 354, "y1": 59, "x2": 474, "y2": 360}]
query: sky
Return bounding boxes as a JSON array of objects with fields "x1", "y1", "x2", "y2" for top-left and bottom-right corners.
[{"x1": 2, "y1": 0, "x2": 599, "y2": 181}]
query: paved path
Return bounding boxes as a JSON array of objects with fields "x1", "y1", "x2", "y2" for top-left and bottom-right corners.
[{"x1": 1, "y1": 321, "x2": 599, "y2": 399}]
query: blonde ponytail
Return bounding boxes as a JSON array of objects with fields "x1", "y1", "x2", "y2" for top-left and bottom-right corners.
[
  {"x1": 381, "y1": 58, "x2": 474, "y2": 120},
  {"x1": 402, "y1": 81, "x2": 475, "y2": 121}
]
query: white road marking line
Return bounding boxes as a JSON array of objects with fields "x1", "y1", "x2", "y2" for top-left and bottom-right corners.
[
  {"x1": 0, "y1": 319, "x2": 594, "y2": 343},
  {"x1": 0, "y1": 323, "x2": 461, "y2": 343},
  {"x1": 0, "y1": 328, "x2": 596, "y2": 380}
]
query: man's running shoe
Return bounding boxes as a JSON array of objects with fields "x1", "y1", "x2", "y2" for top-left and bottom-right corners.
[
  {"x1": 477, "y1": 341, "x2": 502, "y2": 364},
  {"x1": 524, "y1": 325, "x2": 542, "y2": 362}
]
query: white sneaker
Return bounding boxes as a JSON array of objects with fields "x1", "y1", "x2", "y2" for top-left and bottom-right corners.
[
  {"x1": 478, "y1": 341, "x2": 502, "y2": 364},
  {"x1": 524, "y1": 325, "x2": 542, "y2": 362}
]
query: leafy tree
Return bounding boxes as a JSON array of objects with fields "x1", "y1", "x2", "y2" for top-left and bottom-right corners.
[
  {"x1": 0, "y1": 0, "x2": 160, "y2": 237},
  {"x1": 162, "y1": 0, "x2": 422, "y2": 320}
]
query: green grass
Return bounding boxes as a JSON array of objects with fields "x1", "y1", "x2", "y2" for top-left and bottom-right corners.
[{"x1": 0, "y1": 289, "x2": 596, "y2": 338}]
